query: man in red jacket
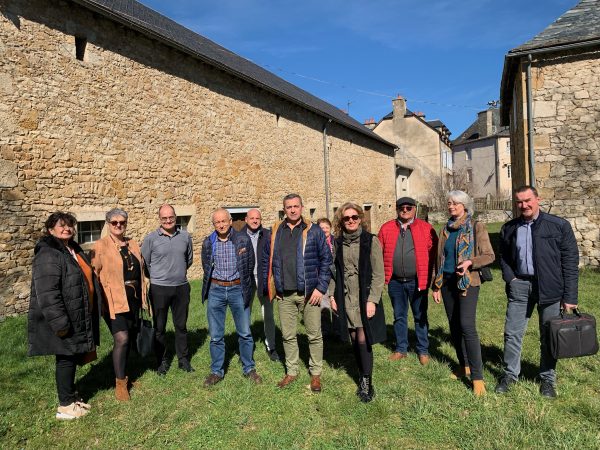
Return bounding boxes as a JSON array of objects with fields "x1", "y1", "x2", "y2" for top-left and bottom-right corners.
[{"x1": 378, "y1": 197, "x2": 438, "y2": 364}]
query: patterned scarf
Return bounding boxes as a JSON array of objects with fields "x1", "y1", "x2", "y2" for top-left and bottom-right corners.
[{"x1": 434, "y1": 213, "x2": 475, "y2": 295}]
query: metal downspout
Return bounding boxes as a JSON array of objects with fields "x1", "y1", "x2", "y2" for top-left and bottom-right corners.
[
  {"x1": 525, "y1": 54, "x2": 536, "y2": 186},
  {"x1": 323, "y1": 120, "x2": 332, "y2": 218}
]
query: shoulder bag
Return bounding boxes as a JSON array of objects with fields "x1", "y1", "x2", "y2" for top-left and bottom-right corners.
[
  {"x1": 474, "y1": 221, "x2": 493, "y2": 283},
  {"x1": 545, "y1": 308, "x2": 598, "y2": 359}
]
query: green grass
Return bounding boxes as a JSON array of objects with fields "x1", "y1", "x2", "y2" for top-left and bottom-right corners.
[{"x1": 1, "y1": 225, "x2": 599, "y2": 449}]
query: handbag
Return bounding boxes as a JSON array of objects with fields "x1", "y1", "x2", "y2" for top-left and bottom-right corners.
[
  {"x1": 545, "y1": 308, "x2": 599, "y2": 359},
  {"x1": 474, "y1": 221, "x2": 493, "y2": 283},
  {"x1": 136, "y1": 308, "x2": 155, "y2": 357}
]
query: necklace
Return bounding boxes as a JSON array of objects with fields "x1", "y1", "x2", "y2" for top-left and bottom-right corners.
[{"x1": 110, "y1": 235, "x2": 134, "y2": 272}]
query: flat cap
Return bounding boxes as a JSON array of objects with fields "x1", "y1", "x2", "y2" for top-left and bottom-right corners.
[{"x1": 396, "y1": 197, "x2": 417, "y2": 207}]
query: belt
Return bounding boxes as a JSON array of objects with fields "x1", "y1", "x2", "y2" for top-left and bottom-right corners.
[
  {"x1": 517, "y1": 275, "x2": 535, "y2": 281},
  {"x1": 124, "y1": 280, "x2": 139, "y2": 287},
  {"x1": 211, "y1": 278, "x2": 240, "y2": 287},
  {"x1": 393, "y1": 277, "x2": 416, "y2": 283}
]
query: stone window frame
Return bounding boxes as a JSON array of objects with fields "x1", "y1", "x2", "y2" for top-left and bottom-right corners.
[
  {"x1": 71, "y1": 210, "x2": 108, "y2": 251},
  {"x1": 171, "y1": 205, "x2": 196, "y2": 234}
]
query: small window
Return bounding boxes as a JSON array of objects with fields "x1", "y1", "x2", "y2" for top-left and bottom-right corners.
[
  {"x1": 506, "y1": 141, "x2": 511, "y2": 154},
  {"x1": 466, "y1": 168, "x2": 473, "y2": 183},
  {"x1": 278, "y1": 210, "x2": 285, "y2": 221},
  {"x1": 78, "y1": 220, "x2": 103, "y2": 244},
  {"x1": 507, "y1": 165, "x2": 512, "y2": 179},
  {"x1": 75, "y1": 36, "x2": 87, "y2": 61},
  {"x1": 309, "y1": 208, "x2": 316, "y2": 219},
  {"x1": 176, "y1": 215, "x2": 191, "y2": 231},
  {"x1": 465, "y1": 149, "x2": 472, "y2": 161}
]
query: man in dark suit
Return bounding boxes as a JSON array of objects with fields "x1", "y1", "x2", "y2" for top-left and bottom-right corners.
[{"x1": 242, "y1": 209, "x2": 279, "y2": 361}]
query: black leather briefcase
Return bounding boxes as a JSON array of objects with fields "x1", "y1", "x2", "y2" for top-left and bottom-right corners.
[{"x1": 545, "y1": 309, "x2": 599, "y2": 359}]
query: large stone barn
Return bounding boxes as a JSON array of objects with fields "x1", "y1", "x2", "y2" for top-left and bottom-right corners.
[{"x1": 0, "y1": 0, "x2": 397, "y2": 317}]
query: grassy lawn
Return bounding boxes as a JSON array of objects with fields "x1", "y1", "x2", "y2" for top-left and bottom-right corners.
[{"x1": 1, "y1": 223, "x2": 599, "y2": 449}]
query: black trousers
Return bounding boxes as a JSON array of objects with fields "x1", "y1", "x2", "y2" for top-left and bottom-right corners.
[
  {"x1": 150, "y1": 283, "x2": 191, "y2": 363},
  {"x1": 55, "y1": 354, "x2": 78, "y2": 406},
  {"x1": 441, "y1": 275, "x2": 484, "y2": 380}
]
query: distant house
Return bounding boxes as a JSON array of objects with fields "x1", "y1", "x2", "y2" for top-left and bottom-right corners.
[
  {"x1": 500, "y1": 0, "x2": 600, "y2": 266},
  {"x1": 0, "y1": 0, "x2": 397, "y2": 316},
  {"x1": 452, "y1": 108, "x2": 511, "y2": 200},
  {"x1": 367, "y1": 97, "x2": 453, "y2": 208}
]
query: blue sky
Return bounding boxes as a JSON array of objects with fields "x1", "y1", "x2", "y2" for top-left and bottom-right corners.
[{"x1": 142, "y1": 0, "x2": 577, "y2": 138}]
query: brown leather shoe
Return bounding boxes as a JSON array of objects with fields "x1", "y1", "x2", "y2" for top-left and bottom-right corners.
[
  {"x1": 388, "y1": 352, "x2": 408, "y2": 361},
  {"x1": 203, "y1": 373, "x2": 223, "y2": 387},
  {"x1": 418, "y1": 354, "x2": 430, "y2": 366},
  {"x1": 276, "y1": 374, "x2": 298, "y2": 388},
  {"x1": 310, "y1": 375, "x2": 322, "y2": 393},
  {"x1": 244, "y1": 369, "x2": 262, "y2": 384}
]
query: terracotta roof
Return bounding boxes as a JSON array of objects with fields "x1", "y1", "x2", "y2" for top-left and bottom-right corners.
[{"x1": 72, "y1": 0, "x2": 394, "y2": 149}]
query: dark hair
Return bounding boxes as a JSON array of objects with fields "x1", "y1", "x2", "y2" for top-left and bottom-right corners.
[
  {"x1": 282, "y1": 193, "x2": 303, "y2": 206},
  {"x1": 44, "y1": 211, "x2": 77, "y2": 234},
  {"x1": 316, "y1": 218, "x2": 331, "y2": 227},
  {"x1": 515, "y1": 185, "x2": 539, "y2": 197}
]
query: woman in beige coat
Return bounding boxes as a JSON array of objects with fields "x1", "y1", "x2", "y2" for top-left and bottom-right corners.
[
  {"x1": 432, "y1": 191, "x2": 494, "y2": 396},
  {"x1": 92, "y1": 208, "x2": 147, "y2": 401}
]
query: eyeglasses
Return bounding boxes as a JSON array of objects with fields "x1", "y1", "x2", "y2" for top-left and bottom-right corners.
[
  {"x1": 109, "y1": 220, "x2": 127, "y2": 226},
  {"x1": 398, "y1": 206, "x2": 414, "y2": 212},
  {"x1": 342, "y1": 215, "x2": 360, "y2": 222},
  {"x1": 160, "y1": 216, "x2": 176, "y2": 223}
]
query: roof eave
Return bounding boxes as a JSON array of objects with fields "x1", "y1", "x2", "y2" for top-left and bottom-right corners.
[{"x1": 71, "y1": 0, "x2": 395, "y2": 151}]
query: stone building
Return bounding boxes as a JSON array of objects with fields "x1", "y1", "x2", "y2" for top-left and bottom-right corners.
[
  {"x1": 452, "y1": 108, "x2": 512, "y2": 200},
  {"x1": 0, "y1": 0, "x2": 397, "y2": 317},
  {"x1": 500, "y1": 0, "x2": 600, "y2": 267},
  {"x1": 366, "y1": 97, "x2": 453, "y2": 208}
]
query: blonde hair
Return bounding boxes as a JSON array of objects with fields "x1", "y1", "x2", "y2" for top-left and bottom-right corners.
[{"x1": 333, "y1": 202, "x2": 369, "y2": 236}]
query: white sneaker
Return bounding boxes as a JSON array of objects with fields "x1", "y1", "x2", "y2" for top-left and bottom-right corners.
[{"x1": 56, "y1": 402, "x2": 90, "y2": 420}]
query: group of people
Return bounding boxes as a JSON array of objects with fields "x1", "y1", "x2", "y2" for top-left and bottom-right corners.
[{"x1": 27, "y1": 185, "x2": 580, "y2": 420}]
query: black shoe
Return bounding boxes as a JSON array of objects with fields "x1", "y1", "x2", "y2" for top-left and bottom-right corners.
[
  {"x1": 494, "y1": 376, "x2": 515, "y2": 394},
  {"x1": 357, "y1": 376, "x2": 375, "y2": 402},
  {"x1": 268, "y1": 349, "x2": 280, "y2": 362},
  {"x1": 156, "y1": 359, "x2": 169, "y2": 376},
  {"x1": 540, "y1": 381, "x2": 557, "y2": 399},
  {"x1": 178, "y1": 359, "x2": 195, "y2": 373}
]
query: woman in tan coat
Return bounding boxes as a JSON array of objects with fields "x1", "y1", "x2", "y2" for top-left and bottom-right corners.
[
  {"x1": 432, "y1": 191, "x2": 494, "y2": 396},
  {"x1": 92, "y1": 208, "x2": 147, "y2": 401}
]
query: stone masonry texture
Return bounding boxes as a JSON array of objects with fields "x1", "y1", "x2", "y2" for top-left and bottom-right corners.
[{"x1": 0, "y1": 0, "x2": 396, "y2": 317}]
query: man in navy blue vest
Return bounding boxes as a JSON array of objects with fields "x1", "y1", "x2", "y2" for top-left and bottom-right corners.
[{"x1": 495, "y1": 185, "x2": 578, "y2": 398}]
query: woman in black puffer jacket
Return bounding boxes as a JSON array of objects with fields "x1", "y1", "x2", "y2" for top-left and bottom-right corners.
[{"x1": 28, "y1": 212, "x2": 101, "y2": 420}]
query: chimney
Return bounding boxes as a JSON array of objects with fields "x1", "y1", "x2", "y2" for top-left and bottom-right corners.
[
  {"x1": 477, "y1": 109, "x2": 493, "y2": 137},
  {"x1": 363, "y1": 117, "x2": 377, "y2": 130},
  {"x1": 414, "y1": 111, "x2": 425, "y2": 118},
  {"x1": 392, "y1": 95, "x2": 406, "y2": 127}
]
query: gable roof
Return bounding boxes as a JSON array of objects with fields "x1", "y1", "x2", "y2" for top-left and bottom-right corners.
[
  {"x1": 71, "y1": 0, "x2": 394, "y2": 149},
  {"x1": 500, "y1": 0, "x2": 600, "y2": 124},
  {"x1": 452, "y1": 108, "x2": 508, "y2": 146},
  {"x1": 378, "y1": 109, "x2": 451, "y2": 142}
]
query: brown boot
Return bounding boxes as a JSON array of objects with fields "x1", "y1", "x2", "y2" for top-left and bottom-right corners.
[
  {"x1": 473, "y1": 380, "x2": 486, "y2": 397},
  {"x1": 450, "y1": 366, "x2": 471, "y2": 380},
  {"x1": 115, "y1": 377, "x2": 130, "y2": 401}
]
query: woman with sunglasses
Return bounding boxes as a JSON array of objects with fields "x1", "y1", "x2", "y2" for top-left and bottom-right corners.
[
  {"x1": 431, "y1": 191, "x2": 494, "y2": 396},
  {"x1": 28, "y1": 211, "x2": 101, "y2": 420},
  {"x1": 329, "y1": 202, "x2": 386, "y2": 402},
  {"x1": 92, "y1": 208, "x2": 147, "y2": 401}
]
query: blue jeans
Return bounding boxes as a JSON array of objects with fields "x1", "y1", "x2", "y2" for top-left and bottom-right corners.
[
  {"x1": 207, "y1": 284, "x2": 255, "y2": 377},
  {"x1": 502, "y1": 278, "x2": 560, "y2": 383},
  {"x1": 388, "y1": 278, "x2": 429, "y2": 355}
]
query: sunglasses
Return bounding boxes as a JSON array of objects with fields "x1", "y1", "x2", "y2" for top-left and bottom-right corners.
[
  {"x1": 109, "y1": 220, "x2": 127, "y2": 226},
  {"x1": 342, "y1": 215, "x2": 360, "y2": 222},
  {"x1": 398, "y1": 206, "x2": 414, "y2": 211}
]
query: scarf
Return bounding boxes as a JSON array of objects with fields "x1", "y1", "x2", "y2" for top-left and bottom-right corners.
[{"x1": 433, "y1": 213, "x2": 474, "y2": 295}]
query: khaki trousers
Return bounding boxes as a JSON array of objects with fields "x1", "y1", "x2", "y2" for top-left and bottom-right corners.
[{"x1": 278, "y1": 292, "x2": 323, "y2": 376}]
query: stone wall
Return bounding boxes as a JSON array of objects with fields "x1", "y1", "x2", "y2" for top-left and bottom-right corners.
[
  {"x1": 509, "y1": 48, "x2": 600, "y2": 266},
  {"x1": 0, "y1": 0, "x2": 396, "y2": 317}
]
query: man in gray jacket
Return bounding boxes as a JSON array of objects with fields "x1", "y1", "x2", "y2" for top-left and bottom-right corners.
[{"x1": 142, "y1": 204, "x2": 194, "y2": 375}]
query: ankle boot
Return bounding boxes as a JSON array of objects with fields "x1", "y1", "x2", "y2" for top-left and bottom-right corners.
[
  {"x1": 473, "y1": 379, "x2": 486, "y2": 397},
  {"x1": 450, "y1": 366, "x2": 471, "y2": 380},
  {"x1": 115, "y1": 377, "x2": 130, "y2": 401},
  {"x1": 358, "y1": 376, "x2": 375, "y2": 403}
]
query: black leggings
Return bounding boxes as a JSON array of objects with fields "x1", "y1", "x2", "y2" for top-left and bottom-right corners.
[
  {"x1": 55, "y1": 354, "x2": 77, "y2": 406},
  {"x1": 441, "y1": 276, "x2": 484, "y2": 380},
  {"x1": 349, "y1": 327, "x2": 373, "y2": 376}
]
